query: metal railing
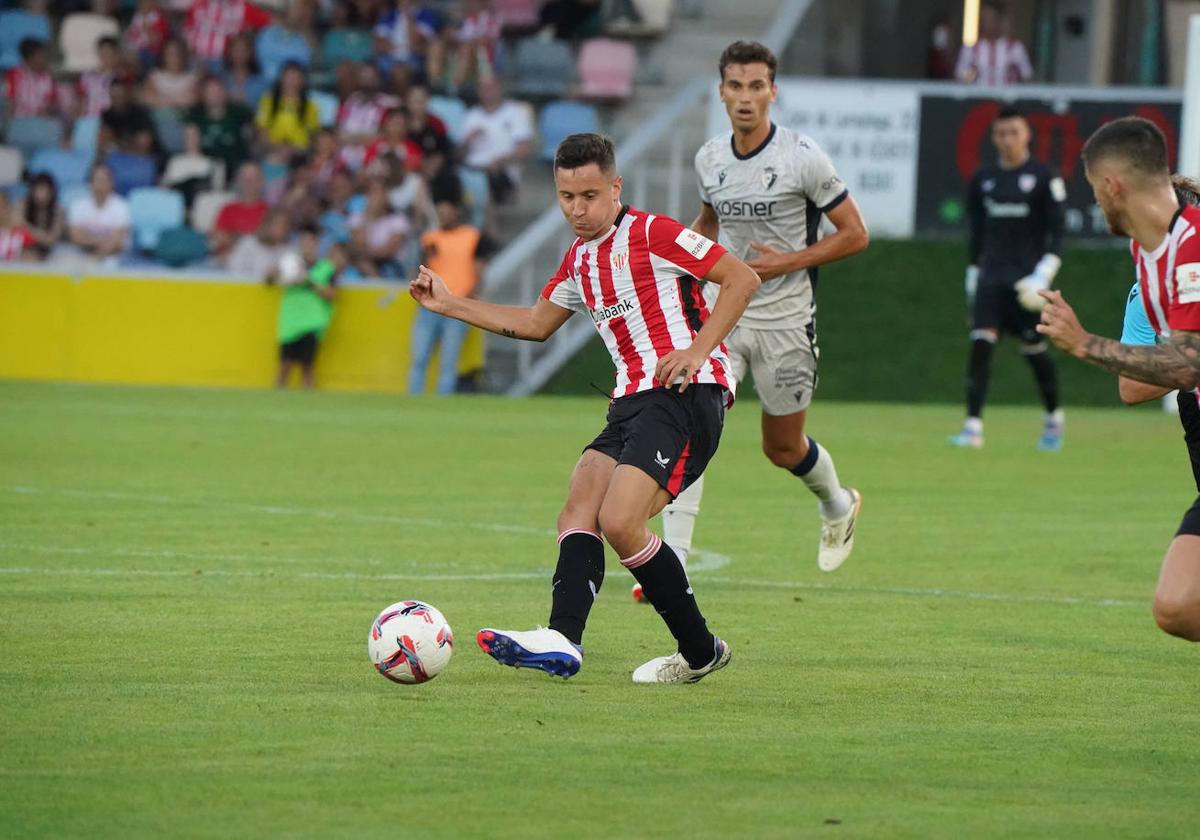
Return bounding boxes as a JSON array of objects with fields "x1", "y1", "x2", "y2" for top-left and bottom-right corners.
[{"x1": 482, "y1": 0, "x2": 816, "y2": 397}]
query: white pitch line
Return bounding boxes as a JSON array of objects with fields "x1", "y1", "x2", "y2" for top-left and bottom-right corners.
[{"x1": 0, "y1": 484, "x2": 732, "y2": 572}]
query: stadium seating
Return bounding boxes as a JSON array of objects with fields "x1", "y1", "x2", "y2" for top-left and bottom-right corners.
[
  {"x1": 0, "y1": 145, "x2": 22, "y2": 187},
  {"x1": 311, "y1": 90, "x2": 339, "y2": 128},
  {"x1": 610, "y1": 0, "x2": 673, "y2": 36},
  {"x1": 5, "y1": 116, "x2": 62, "y2": 160},
  {"x1": 459, "y1": 167, "x2": 490, "y2": 230},
  {"x1": 129, "y1": 187, "x2": 185, "y2": 252},
  {"x1": 155, "y1": 225, "x2": 210, "y2": 267},
  {"x1": 427, "y1": 95, "x2": 468, "y2": 143},
  {"x1": 190, "y1": 190, "x2": 235, "y2": 234},
  {"x1": 59, "y1": 183, "x2": 88, "y2": 209},
  {"x1": 513, "y1": 40, "x2": 573, "y2": 99},
  {"x1": 71, "y1": 116, "x2": 100, "y2": 159},
  {"x1": 494, "y1": 0, "x2": 540, "y2": 34},
  {"x1": 105, "y1": 151, "x2": 156, "y2": 196},
  {"x1": 320, "y1": 29, "x2": 373, "y2": 67},
  {"x1": 537, "y1": 101, "x2": 600, "y2": 162},
  {"x1": 58, "y1": 13, "x2": 120, "y2": 73},
  {"x1": 577, "y1": 39, "x2": 637, "y2": 101},
  {"x1": 0, "y1": 10, "x2": 50, "y2": 70},
  {"x1": 28, "y1": 148, "x2": 92, "y2": 189}
]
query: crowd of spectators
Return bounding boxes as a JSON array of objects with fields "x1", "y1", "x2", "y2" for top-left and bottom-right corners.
[{"x1": 0, "y1": 0, "x2": 626, "y2": 277}]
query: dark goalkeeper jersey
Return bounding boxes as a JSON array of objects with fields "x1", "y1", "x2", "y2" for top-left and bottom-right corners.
[{"x1": 967, "y1": 158, "x2": 1065, "y2": 276}]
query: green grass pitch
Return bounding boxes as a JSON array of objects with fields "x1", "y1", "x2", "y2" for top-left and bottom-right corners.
[{"x1": 2, "y1": 381, "x2": 1198, "y2": 838}]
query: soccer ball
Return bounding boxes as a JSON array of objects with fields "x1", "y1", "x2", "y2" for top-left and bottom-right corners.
[
  {"x1": 368, "y1": 600, "x2": 454, "y2": 684},
  {"x1": 277, "y1": 251, "x2": 307, "y2": 286}
]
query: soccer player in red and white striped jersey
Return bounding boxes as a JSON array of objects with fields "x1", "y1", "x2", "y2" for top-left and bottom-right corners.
[
  {"x1": 409, "y1": 133, "x2": 761, "y2": 683},
  {"x1": 1038, "y1": 117, "x2": 1200, "y2": 642}
]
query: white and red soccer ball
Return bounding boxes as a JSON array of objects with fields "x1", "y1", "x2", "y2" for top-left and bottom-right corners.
[{"x1": 368, "y1": 601, "x2": 454, "y2": 684}]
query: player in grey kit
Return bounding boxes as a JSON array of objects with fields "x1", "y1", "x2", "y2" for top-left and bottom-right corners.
[{"x1": 643, "y1": 41, "x2": 869, "y2": 596}]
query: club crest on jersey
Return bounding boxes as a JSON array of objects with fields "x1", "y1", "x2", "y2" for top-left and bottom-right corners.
[
  {"x1": 1176, "y1": 263, "x2": 1200, "y2": 304},
  {"x1": 762, "y1": 167, "x2": 778, "y2": 190},
  {"x1": 1019, "y1": 173, "x2": 1038, "y2": 193},
  {"x1": 718, "y1": 170, "x2": 727, "y2": 185},
  {"x1": 982, "y1": 179, "x2": 995, "y2": 192},
  {"x1": 610, "y1": 249, "x2": 628, "y2": 272}
]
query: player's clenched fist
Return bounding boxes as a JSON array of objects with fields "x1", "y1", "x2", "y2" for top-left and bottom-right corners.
[
  {"x1": 655, "y1": 346, "x2": 707, "y2": 392},
  {"x1": 409, "y1": 264, "x2": 451, "y2": 313},
  {"x1": 1036, "y1": 289, "x2": 1089, "y2": 358}
]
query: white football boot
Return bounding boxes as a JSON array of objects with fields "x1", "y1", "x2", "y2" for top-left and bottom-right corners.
[
  {"x1": 476, "y1": 626, "x2": 582, "y2": 678},
  {"x1": 817, "y1": 488, "x2": 862, "y2": 572},
  {"x1": 631, "y1": 637, "x2": 731, "y2": 684}
]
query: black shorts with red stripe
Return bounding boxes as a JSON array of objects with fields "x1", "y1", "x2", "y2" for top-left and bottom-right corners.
[{"x1": 584, "y1": 384, "x2": 726, "y2": 499}]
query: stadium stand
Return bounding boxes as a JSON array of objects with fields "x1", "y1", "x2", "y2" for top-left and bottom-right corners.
[
  {"x1": 577, "y1": 38, "x2": 637, "y2": 101},
  {"x1": 537, "y1": 100, "x2": 600, "y2": 162},
  {"x1": 58, "y1": 13, "x2": 121, "y2": 73},
  {"x1": 129, "y1": 187, "x2": 185, "y2": 252},
  {"x1": 0, "y1": 145, "x2": 21, "y2": 188},
  {"x1": 0, "y1": 9, "x2": 50, "y2": 70}
]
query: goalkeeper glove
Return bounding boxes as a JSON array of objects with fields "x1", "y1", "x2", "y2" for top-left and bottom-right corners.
[{"x1": 1015, "y1": 254, "x2": 1062, "y2": 312}]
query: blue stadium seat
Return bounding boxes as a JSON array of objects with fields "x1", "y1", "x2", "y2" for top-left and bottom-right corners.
[
  {"x1": 427, "y1": 96, "x2": 468, "y2": 143},
  {"x1": 513, "y1": 40, "x2": 573, "y2": 99},
  {"x1": 156, "y1": 225, "x2": 209, "y2": 267},
  {"x1": 71, "y1": 115, "x2": 100, "y2": 158},
  {"x1": 128, "y1": 187, "x2": 185, "y2": 252},
  {"x1": 310, "y1": 90, "x2": 339, "y2": 127},
  {"x1": 105, "y1": 151, "x2": 157, "y2": 196},
  {"x1": 5, "y1": 116, "x2": 62, "y2": 160},
  {"x1": 28, "y1": 148, "x2": 92, "y2": 188},
  {"x1": 537, "y1": 101, "x2": 599, "y2": 162},
  {"x1": 256, "y1": 26, "x2": 313, "y2": 81},
  {"x1": 458, "y1": 167, "x2": 490, "y2": 230},
  {"x1": 321, "y1": 29, "x2": 373, "y2": 67},
  {"x1": 0, "y1": 10, "x2": 50, "y2": 70}
]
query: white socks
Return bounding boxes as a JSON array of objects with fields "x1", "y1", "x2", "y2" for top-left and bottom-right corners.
[
  {"x1": 662, "y1": 475, "x2": 703, "y2": 570},
  {"x1": 792, "y1": 437, "x2": 853, "y2": 519}
]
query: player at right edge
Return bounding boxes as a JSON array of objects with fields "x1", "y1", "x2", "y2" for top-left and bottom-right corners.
[{"x1": 644, "y1": 41, "x2": 869, "y2": 599}]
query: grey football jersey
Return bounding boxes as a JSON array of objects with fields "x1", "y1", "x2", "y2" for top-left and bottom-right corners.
[{"x1": 696, "y1": 124, "x2": 848, "y2": 328}]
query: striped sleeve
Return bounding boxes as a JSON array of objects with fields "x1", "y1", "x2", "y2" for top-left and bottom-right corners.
[
  {"x1": 1168, "y1": 230, "x2": 1200, "y2": 331},
  {"x1": 645, "y1": 215, "x2": 726, "y2": 278},
  {"x1": 541, "y1": 247, "x2": 584, "y2": 312}
]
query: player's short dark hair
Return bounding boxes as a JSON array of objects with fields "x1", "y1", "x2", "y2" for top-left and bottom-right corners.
[
  {"x1": 554, "y1": 133, "x2": 616, "y2": 174},
  {"x1": 994, "y1": 106, "x2": 1024, "y2": 122},
  {"x1": 719, "y1": 40, "x2": 777, "y2": 83},
  {"x1": 1173, "y1": 174, "x2": 1200, "y2": 207},
  {"x1": 1081, "y1": 116, "x2": 1169, "y2": 178}
]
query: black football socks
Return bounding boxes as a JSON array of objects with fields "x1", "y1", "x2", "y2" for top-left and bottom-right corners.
[
  {"x1": 547, "y1": 530, "x2": 605, "y2": 647},
  {"x1": 622, "y1": 533, "x2": 715, "y2": 669}
]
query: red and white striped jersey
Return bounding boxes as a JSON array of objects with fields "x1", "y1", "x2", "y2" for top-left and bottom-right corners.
[
  {"x1": 185, "y1": 0, "x2": 270, "y2": 62},
  {"x1": 955, "y1": 37, "x2": 1033, "y2": 86},
  {"x1": 542, "y1": 205, "x2": 732, "y2": 400},
  {"x1": 1133, "y1": 206, "x2": 1200, "y2": 337},
  {"x1": 4, "y1": 66, "x2": 68, "y2": 118}
]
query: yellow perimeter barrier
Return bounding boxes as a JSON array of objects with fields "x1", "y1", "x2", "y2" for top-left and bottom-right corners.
[{"x1": 0, "y1": 269, "x2": 483, "y2": 391}]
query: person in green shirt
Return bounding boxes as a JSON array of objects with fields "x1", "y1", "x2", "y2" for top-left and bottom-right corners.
[
  {"x1": 266, "y1": 227, "x2": 347, "y2": 389},
  {"x1": 184, "y1": 75, "x2": 254, "y2": 177}
]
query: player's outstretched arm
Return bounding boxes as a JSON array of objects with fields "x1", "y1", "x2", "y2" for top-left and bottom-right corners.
[
  {"x1": 409, "y1": 264, "x2": 573, "y2": 342},
  {"x1": 1118, "y1": 376, "x2": 1171, "y2": 405},
  {"x1": 1038, "y1": 289, "x2": 1200, "y2": 390},
  {"x1": 657, "y1": 252, "x2": 760, "y2": 389},
  {"x1": 746, "y1": 196, "x2": 869, "y2": 281}
]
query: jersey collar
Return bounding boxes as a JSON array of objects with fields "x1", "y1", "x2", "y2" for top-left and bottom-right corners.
[
  {"x1": 582, "y1": 204, "x2": 629, "y2": 246},
  {"x1": 730, "y1": 122, "x2": 776, "y2": 161},
  {"x1": 1144, "y1": 207, "x2": 1186, "y2": 262}
]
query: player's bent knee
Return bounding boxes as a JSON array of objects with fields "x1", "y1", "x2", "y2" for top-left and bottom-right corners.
[
  {"x1": 1152, "y1": 595, "x2": 1200, "y2": 641},
  {"x1": 596, "y1": 507, "x2": 642, "y2": 552},
  {"x1": 762, "y1": 439, "x2": 807, "y2": 470}
]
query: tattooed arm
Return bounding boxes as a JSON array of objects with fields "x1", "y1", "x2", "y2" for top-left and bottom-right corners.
[
  {"x1": 409, "y1": 264, "x2": 574, "y2": 342},
  {"x1": 1037, "y1": 289, "x2": 1200, "y2": 390}
]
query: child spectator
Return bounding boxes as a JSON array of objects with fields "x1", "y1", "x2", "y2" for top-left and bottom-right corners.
[
  {"x1": 227, "y1": 207, "x2": 290, "y2": 276},
  {"x1": 408, "y1": 194, "x2": 493, "y2": 394},
  {"x1": 185, "y1": 75, "x2": 254, "y2": 176},
  {"x1": 18, "y1": 173, "x2": 65, "y2": 259},
  {"x1": 349, "y1": 177, "x2": 410, "y2": 278},
  {"x1": 126, "y1": 0, "x2": 171, "y2": 69},
  {"x1": 142, "y1": 37, "x2": 199, "y2": 110},
  {"x1": 78, "y1": 37, "x2": 121, "y2": 118},
  {"x1": 5, "y1": 38, "x2": 70, "y2": 119},
  {"x1": 211, "y1": 161, "x2": 269, "y2": 259},
  {"x1": 267, "y1": 226, "x2": 345, "y2": 389},
  {"x1": 0, "y1": 192, "x2": 37, "y2": 261},
  {"x1": 221, "y1": 32, "x2": 269, "y2": 108},
  {"x1": 186, "y1": 0, "x2": 272, "y2": 68},
  {"x1": 256, "y1": 62, "x2": 321, "y2": 160},
  {"x1": 99, "y1": 78, "x2": 159, "y2": 156},
  {"x1": 67, "y1": 163, "x2": 131, "y2": 264}
]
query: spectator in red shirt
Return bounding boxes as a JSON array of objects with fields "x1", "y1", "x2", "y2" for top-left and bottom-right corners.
[
  {"x1": 126, "y1": 0, "x2": 171, "y2": 69},
  {"x1": 0, "y1": 192, "x2": 36, "y2": 261},
  {"x1": 186, "y1": 0, "x2": 271, "y2": 68},
  {"x1": 5, "y1": 38, "x2": 70, "y2": 120},
  {"x1": 212, "y1": 161, "x2": 270, "y2": 259},
  {"x1": 362, "y1": 107, "x2": 424, "y2": 176}
]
